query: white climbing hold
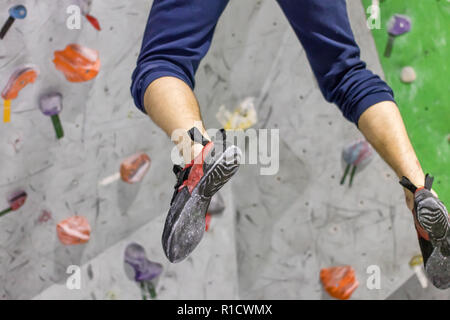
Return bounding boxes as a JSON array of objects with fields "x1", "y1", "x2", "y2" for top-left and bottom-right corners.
[{"x1": 401, "y1": 66, "x2": 417, "y2": 83}]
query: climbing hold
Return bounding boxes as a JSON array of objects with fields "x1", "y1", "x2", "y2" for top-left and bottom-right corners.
[
  {"x1": 384, "y1": 14, "x2": 412, "y2": 57},
  {"x1": 106, "y1": 290, "x2": 117, "y2": 300},
  {"x1": 409, "y1": 254, "x2": 428, "y2": 288},
  {"x1": 1, "y1": 65, "x2": 39, "y2": 100},
  {"x1": 340, "y1": 140, "x2": 373, "y2": 187},
  {"x1": 75, "y1": 0, "x2": 101, "y2": 31},
  {"x1": 125, "y1": 243, "x2": 162, "y2": 300},
  {"x1": 0, "y1": 5, "x2": 27, "y2": 40},
  {"x1": 216, "y1": 97, "x2": 258, "y2": 130},
  {"x1": 8, "y1": 190, "x2": 27, "y2": 210},
  {"x1": 53, "y1": 44, "x2": 100, "y2": 82},
  {"x1": 320, "y1": 266, "x2": 359, "y2": 300},
  {"x1": 401, "y1": 66, "x2": 416, "y2": 83},
  {"x1": 2, "y1": 66, "x2": 39, "y2": 122},
  {"x1": 106, "y1": 291, "x2": 117, "y2": 300},
  {"x1": 57, "y1": 216, "x2": 91, "y2": 245},
  {"x1": 85, "y1": 14, "x2": 101, "y2": 31},
  {"x1": 120, "y1": 152, "x2": 151, "y2": 184},
  {"x1": 39, "y1": 92, "x2": 64, "y2": 139},
  {"x1": 0, "y1": 190, "x2": 27, "y2": 217},
  {"x1": 98, "y1": 152, "x2": 151, "y2": 186},
  {"x1": 124, "y1": 243, "x2": 163, "y2": 283}
]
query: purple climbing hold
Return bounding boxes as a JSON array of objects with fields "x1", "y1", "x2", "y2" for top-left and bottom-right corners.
[
  {"x1": 124, "y1": 243, "x2": 163, "y2": 282},
  {"x1": 388, "y1": 14, "x2": 412, "y2": 36},
  {"x1": 39, "y1": 92, "x2": 64, "y2": 139},
  {"x1": 384, "y1": 14, "x2": 412, "y2": 57},
  {"x1": 39, "y1": 92, "x2": 63, "y2": 116}
]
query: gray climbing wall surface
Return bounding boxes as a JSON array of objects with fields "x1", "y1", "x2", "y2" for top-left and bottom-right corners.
[{"x1": 0, "y1": 0, "x2": 445, "y2": 299}]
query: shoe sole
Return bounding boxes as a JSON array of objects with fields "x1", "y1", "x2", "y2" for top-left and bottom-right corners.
[
  {"x1": 417, "y1": 196, "x2": 450, "y2": 289},
  {"x1": 425, "y1": 237, "x2": 450, "y2": 289},
  {"x1": 162, "y1": 145, "x2": 241, "y2": 263}
]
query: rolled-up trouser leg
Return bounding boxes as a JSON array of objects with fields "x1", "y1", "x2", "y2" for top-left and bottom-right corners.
[
  {"x1": 276, "y1": 0, "x2": 396, "y2": 125},
  {"x1": 131, "y1": 0, "x2": 229, "y2": 114}
]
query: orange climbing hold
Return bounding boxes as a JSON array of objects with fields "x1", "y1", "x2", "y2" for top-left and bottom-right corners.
[
  {"x1": 320, "y1": 265, "x2": 359, "y2": 300},
  {"x1": 1, "y1": 66, "x2": 39, "y2": 100},
  {"x1": 53, "y1": 44, "x2": 100, "y2": 82},
  {"x1": 57, "y1": 216, "x2": 91, "y2": 245},
  {"x1": 120, "y1": 152, "x2": 151, "y2": 184}
]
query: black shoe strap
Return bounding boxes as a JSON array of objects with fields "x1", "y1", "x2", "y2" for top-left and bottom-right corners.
[
  {"x1": 399, "y1": 176, "x2": 417, "y2": 194},
  {"x1": 399, "y1": 173, "x2": 435, "y2": 194},
  {"x1": 171, "y1": 165, "x2": 192, "y2": 206},
  {"x1": 424, "y1": 173, "x2": 434, "y2": 190},
  {"x1": 173, "y1": 164, "x2": 183, "y2": 176},
  {"x1": 188, "y1": 127, "x2": 209, "y2": 146}
]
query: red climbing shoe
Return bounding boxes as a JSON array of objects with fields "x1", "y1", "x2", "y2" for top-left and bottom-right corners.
[{"x1": 162, "y1": 127, "x2": 241, "y2": 263}]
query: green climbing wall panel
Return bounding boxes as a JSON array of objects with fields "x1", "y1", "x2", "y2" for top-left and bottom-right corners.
[{"x1": 362, "y1": 0, "x2": 449, "y2": 204}]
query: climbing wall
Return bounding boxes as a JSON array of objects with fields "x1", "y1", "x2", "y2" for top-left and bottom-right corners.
[
  {"x1": 0, "y1": 0, "x2": 446, "y2": 300},
  {"x1": 0, "y1": 0, "x2": 183, "y2": 299}
]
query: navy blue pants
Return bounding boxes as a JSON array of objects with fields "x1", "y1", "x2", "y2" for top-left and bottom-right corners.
[{"x1": 131, "y1": 0, "x2": 395, "y2": 125}]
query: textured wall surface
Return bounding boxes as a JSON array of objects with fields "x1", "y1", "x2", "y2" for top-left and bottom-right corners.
[
  {"x1": 0, "y1": 0, "x2": 444, "y2": 299},
  {"x1": 1, "y1": 0, "x2": 178, "y2": 299}
]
